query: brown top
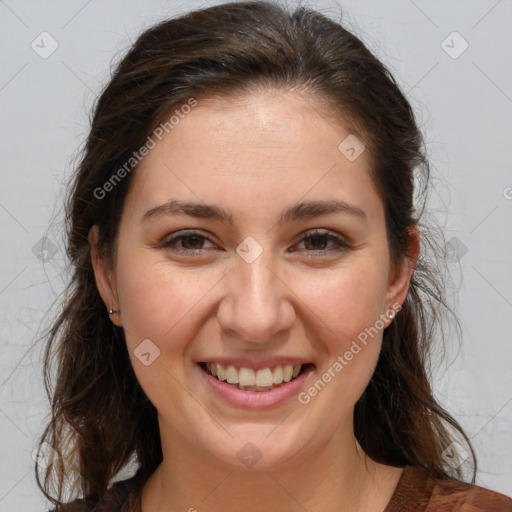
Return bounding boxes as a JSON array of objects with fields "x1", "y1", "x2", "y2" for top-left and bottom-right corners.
[{"x1": 51, "y1": 465, "x2": 512, "y2": 511}]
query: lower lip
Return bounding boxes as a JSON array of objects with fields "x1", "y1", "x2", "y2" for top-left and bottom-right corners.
[{"x1": 196, "y1": 364, "x2": 315, "y2": 409}]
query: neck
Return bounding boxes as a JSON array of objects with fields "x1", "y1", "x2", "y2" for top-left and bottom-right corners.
[{"x1": 140, "y1": 416, "x2": 401, "y2": 512}]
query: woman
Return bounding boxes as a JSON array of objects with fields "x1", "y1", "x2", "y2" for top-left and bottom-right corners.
[{"x1": 35, "y1": 1, "x2": 512, "y2": 511}]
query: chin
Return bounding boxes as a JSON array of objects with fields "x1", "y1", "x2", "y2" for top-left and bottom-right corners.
[{"x1": 196, "y1": 422, "x2": 316, "y2": 473}]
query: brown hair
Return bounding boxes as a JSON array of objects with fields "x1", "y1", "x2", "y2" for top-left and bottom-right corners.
[{"x1": 35, "y1": 0, "x2": 476, "y2": 506}]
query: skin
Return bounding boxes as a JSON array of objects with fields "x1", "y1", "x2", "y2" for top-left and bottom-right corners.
[{"x1": 89, "y1": 88, "x2": 419, "y2": 512}]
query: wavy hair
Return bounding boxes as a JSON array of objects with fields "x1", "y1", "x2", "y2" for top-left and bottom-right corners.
[{"x1": 35, "y1": 0, "x2": 475, "y2": 506}]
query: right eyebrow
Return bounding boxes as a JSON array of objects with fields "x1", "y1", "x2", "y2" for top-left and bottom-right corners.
[{"x1": 140, "y1": 199, "x2": 233, "y2": 224}]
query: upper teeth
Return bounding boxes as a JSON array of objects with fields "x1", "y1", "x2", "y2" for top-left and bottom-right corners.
[{"x1": 206, "y1": 363, "x2": 302, "y2": 387}]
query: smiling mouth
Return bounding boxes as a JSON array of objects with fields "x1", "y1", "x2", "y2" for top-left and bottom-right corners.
[{"x1": 198, "y1": 362, "x2": 313, "y2": 391}]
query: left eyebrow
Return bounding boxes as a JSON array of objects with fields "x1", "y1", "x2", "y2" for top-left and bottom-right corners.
[
  {"x1": 139, "y1": 198, "x2": 367, "y2": 225},
  {"x1": 279, "y1": 199, "x2": 367, "y2": 224}
]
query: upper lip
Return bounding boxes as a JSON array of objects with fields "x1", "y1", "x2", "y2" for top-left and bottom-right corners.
[{"x1": 197, "y1": 357, "x2": 314, "y2": 371}]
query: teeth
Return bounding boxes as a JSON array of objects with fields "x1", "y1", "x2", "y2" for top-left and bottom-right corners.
[
  {"x1": 243, "y1": 385, "x2": 275, "y2": 391},
  {"x1": 205, "y1": 363, "x2": 303, "y2": 389},
  {"x1": 239, "y1": 368, "x2": 255, "y2": 387},
  {"x1": 255, "y1": 368, "x2": 273, "y2": 387},
  {"x1": 273, "y1": 365, "x2": 283, "y2": 384},
  {"x1": 226, "y1": 365, "x2": 238, "y2": 384},
  {"x1": 216, "y1": 365, "x2": 226, "y2": 381}
]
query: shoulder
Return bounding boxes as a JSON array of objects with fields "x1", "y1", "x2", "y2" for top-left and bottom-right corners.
[
  {"x1": 47, "y1": 470, "x2": 144, "y2": 512},
  {"x1": 386, "y1": 465, "x2": 512, "y2": 512}
]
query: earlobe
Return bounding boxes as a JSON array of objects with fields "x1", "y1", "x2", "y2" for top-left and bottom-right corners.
[{"x1": 88, "y1": 225, "x2": 122, "y2": 326}]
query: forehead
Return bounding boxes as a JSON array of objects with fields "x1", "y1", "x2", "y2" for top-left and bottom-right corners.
[
  {"x1": 166, "y1": 89, "x2": 355, "y2": 159},
  {"x1": 122, "y1": 89, "x2": 381, "y2": 223}
]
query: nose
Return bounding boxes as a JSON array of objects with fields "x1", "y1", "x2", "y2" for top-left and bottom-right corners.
[{"x1": 216, "y1": 251, "x2": 295, "y2": 344}]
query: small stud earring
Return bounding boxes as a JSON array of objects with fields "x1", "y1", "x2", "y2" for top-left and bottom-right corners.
[{"x1": 109, "y1": 309, "x2": 120, "y2": 315}]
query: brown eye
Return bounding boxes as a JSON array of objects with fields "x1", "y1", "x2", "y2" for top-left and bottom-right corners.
[
  {"x1": 180, "y1": 234, "x2": 205, "y2": 249},
  {"x1": 162, "y1": 231, "x2": 216, "y2": 254},
  {"x1": 303, "y1": 234, "x2": 329, "y2": 251},
  {"x1": 295, "y1": 229, "x2": 350, "y2": 256}
]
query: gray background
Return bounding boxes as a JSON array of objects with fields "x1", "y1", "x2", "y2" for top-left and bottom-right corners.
[{"x1": 1, "y1": 0, "x2": 511, "y2": 508}]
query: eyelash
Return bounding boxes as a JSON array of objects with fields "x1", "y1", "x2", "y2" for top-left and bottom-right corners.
[{"x1": 161, "y1": 229, "x2": 350, "y2": 257}]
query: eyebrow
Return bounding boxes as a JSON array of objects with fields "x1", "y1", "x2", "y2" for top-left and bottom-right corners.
[{"x1": 140, "y1": 198, "x2": 367, "y2": 225}]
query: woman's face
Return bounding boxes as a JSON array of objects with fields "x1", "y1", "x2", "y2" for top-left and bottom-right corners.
[{"x1": 91, "y1": 89, "x2": 414, "y2": 470}]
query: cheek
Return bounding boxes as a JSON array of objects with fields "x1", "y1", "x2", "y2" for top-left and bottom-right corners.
[
  {"x1": 114, "y1": 254, "x2": 227, "y2": 405},
  {"x1": 293, "y1": 269, "x2": 385, "y2": 416},
  {"x1": 292, "y1": 258, "x2": 387, "y2": 396},
  {"x1": 115, "y1": 251, "x2": 224, "y2": 352},
  {"x1": 295, "y1": 261, "x2": 387, "y2": 343}
]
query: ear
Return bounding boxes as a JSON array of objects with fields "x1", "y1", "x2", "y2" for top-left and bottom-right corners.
[
  {"x1": 88, "y1": 225, "x2": 123, "y2": 327},
  {"x1": 383, "y1": 224, "x2": 419, "y2": 324}
]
